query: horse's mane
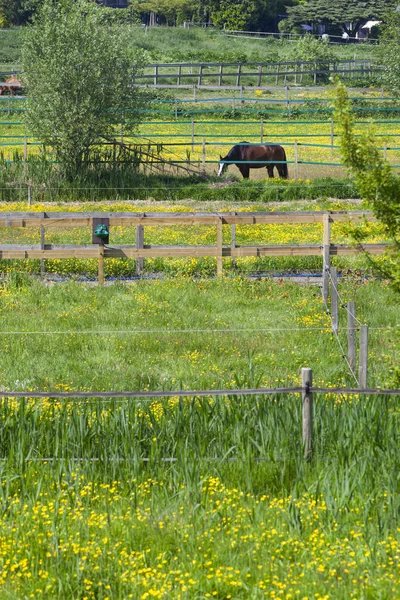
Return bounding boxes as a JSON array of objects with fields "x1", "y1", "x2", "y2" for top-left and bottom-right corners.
[{"x1": 224, "y1": 141, "x2": 250, "y2": 160}]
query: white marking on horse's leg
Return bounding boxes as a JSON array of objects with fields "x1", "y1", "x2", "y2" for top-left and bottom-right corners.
[{"x1": 217, "y1": 163, "x2": 224, "y2": 177}]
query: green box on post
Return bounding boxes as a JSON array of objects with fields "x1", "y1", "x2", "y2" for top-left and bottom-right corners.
[{"x1": 92, "y1": 218, "x2": 110, "y2": 245}]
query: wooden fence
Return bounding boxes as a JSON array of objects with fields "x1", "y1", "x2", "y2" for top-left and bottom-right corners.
[
  {"x1": 0, "y1": 210, "x2": 388, "y2": 284},
  {"x1": 134, "y1": 59, "x2": 381, "y2": 89}
]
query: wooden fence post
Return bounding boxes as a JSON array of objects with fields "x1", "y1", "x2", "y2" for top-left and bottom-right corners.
[
  {"x1": 154, "y1": 65, "x2": 158, "y2": 86},
  {"x1": 191, "y1": 120, "x2": 195, "y2": 151},
  {"x1": 202, "y1": 138, "x2": 206, "y2": 173},
  {"x1": 98, "y1": 245, "x2": 105, "y2": 286},
  {"x1": 260, "y1": 119, "x2": 264, "y2": 143},
  {"x1": 193, "y1": 85, "x2": 197, "y2": 103},
  {"x1": 302, "y1": 367, "x2": 313, "y2": 461},
  {"x1": 40, "y1": 224, "x2": 45, "y2": 277},
  {"x1": 216, "y1": 218, "x2": 223, "y2": 277},
  {"x1": 294, "y1": 140, "x2": 299, "y2": 180},
  {"x1": 23, "y1": 137, "x2": 28, "y2": 181},
  {"x1": 27, "y1": 184, "x2": 32, "y2": 206},
  {"x1": 322, "y1": 214, "x2": 331, "y2": 303},
  {"x1": 330, "y1": 266, "x2": 338, "y2": 334},
  {"x1": 359, "y1": 325, "x2": 369, "y2": 389},
  {"x1": 285, "y1": 86, "x2": 289, "y2": 109},
  {"x1": 231, "y1": 221, "x2": 236, "y2": 268},
  {"x1": 136, "y1": 225, "x2": 144, "y2": 276},
  {"x1": 347, "y1": 301, "x2": 356, "y2": 370}
]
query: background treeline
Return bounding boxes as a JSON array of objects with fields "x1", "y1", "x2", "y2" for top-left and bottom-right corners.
[{"x1": 0, "y1": 0, "x2": 395, "y2": 34}]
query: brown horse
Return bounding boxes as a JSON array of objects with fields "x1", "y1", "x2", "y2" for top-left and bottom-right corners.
[{"x1": 217, "y1": 141, "x2": 288, "y2": 179}]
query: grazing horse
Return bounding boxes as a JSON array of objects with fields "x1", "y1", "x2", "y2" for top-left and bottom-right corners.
[{"x1": 217, "y1": 141, "x2": 288, "y2": 179}]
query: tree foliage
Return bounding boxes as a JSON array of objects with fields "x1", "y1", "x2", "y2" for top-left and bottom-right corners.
[
  {"x1": 287, "y1": 0, "x2": 394, "y2": 36},
  {"x1": 333, "y1": 81, "x2": 400, "y2": 290},
  {"x1": 376, "y1": 10, "x2": 400, "y2": 96},
  {"x1": 22, "y1": 0, "x2": 146, "y2": 177}
]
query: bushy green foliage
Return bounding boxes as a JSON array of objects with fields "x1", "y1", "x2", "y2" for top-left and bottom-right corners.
[
  {"x1": 21, "y1": 0, "x2": 146, "y2": 178},
  {"x1": 334, "y1": 80, "x2": 400, "y2": 290},
  {"x1": 376, "y1": 10, "x2": 400, "y2": 96}
]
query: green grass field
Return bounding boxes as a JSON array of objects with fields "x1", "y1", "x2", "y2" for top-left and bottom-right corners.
[{"x1": 0, "y1": 275, "x2": 400, "y2": 598}]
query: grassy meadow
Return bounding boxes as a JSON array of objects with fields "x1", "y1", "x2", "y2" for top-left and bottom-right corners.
[
  {"x1": 0, "y1": 275, "x2": 400, "y2": 598},
  {"x1": 0, "y1": 25, "x2": 377, "y2": 71},
  {"x1": 1, "y1": 24, "x2": 400, "y2": 600}
]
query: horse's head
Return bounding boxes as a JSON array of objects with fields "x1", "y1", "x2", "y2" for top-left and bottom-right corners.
[{"x1": 217, "y1": 155, "x2": 228, "y2": 177}]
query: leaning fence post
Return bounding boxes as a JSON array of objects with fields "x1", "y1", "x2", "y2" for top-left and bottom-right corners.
[
  {"x1": 302, "y1": 367, "x2": 313, "y2": 460},
  {"x1": 330, "y1": 266, "x2": 338, "y2": 334},
  {"x1": 359, "y1": 325, "x2": 369, "y2": 389},
  {"x1": 136, "y1": 224, "x2": 144, "y2": 276},
  {"x1": 347, "y1": 301, "x2": 356, "y2": 370},
  {"x1": 322, "y1": 214, "x2": 331, "y2": 303}
]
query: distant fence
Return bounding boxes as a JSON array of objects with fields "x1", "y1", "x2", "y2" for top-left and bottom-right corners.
[
  {"x1": 134, "y1": 59, "x2": 381, "y2": 88},
  {"x1": 0, "y1": 210, "x2": 388, "y2": 283},
  {"x1": 222, "y1": 30, "x2": 378, "y2": 45}
]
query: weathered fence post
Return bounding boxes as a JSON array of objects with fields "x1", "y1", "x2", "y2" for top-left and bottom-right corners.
[
  {"x1": 330, "y1": 266, "x2": 338, "y2": 334},
  {"x1": 294, "y1": 140, "x2": 299, "y2": 180},
  {"x1": 40, "y1": 223, "x2": 45, "y2": 277},
  {"x1": 260, "y1": 119, "x2": 264, "y2": 144},
  {"x1": 285, "y1": 86, "x2": 289, "y2": 109},
  {"x1": 359, "y1": 325, "x2": 369, "y2": 389},
  {"x1": 322, "y1": 214, "x2": 331, "y2": 303},
  {"x1": 154, "y1": 65, "x2": 158, "y2": 86},
  {"x1": 98, "y1": 245, "x2": 105, "y2": 286},
  {"x1": 136, "y1": 225, "x2": 144, "y2": 276},
  {"x1": 193, "y1": 85, "x2": 197, "y2": 103},
  {"x1": 27, "y1": 184, "x2": 32, "y2": 206},
  {"x1": 231, "y1": 220, "x2": 236, "y2": 268},
  {"x1": 302, "y1": 367, "x2": 313, "y2": 461},
  {"x1": 23, "y1": 137, "x2": 28, "y2": 181},
  {"x1": 216, "y1": 217, "x2": 223, "y2": 277},
  {"x1": 202, "y1": 138, "x2": 206, "y2": 173},
  {"x1": 347, "y1": 301, "x2": 356, "y2": 370}
]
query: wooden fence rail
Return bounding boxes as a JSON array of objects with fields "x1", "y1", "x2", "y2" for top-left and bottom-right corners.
[
  {"x1": 135, "y1": 59, "x2": 381, "y2": 88},
  {"x1": 0, "y1": 210, "x2": 388, "y2": 281}
]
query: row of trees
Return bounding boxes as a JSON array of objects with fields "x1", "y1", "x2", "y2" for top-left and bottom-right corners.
[{"x1": 1, "y1": 0, "x2": 396, "y2": 33}]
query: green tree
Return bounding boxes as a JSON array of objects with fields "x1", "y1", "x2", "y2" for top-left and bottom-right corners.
[
  {"x1": 376, "y1": 9, "x2": 400, "y2": 95},
  {"x1": 287, "y1": 0, "x2": 394, "y2": 37},
  {"x1": 333, "y1": 81, "x2": 400, "y2": 290},
  {"x1": 22, "y1": 0, "x2": 146, "y2": 177}
]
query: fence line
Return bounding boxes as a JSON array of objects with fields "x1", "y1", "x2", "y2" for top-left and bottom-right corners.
[
  {"x1": 0, "y1": 385, "x2": 399, "y2": 400},
  {"x1": 135, "y1": 59, "x2": 380, "y2": 88},
  {"x1": 0, "y1": 210, "x2": 389, "y2": 281}
]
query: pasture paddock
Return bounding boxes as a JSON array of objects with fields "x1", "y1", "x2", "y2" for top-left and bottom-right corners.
[{"x1": 0, "y1": 276, "x2": 399, "y2": 598}]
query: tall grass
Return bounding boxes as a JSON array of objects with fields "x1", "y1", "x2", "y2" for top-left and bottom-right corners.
[{"x1": 0, "y1": 277, "x2": 399, "y2": 597}]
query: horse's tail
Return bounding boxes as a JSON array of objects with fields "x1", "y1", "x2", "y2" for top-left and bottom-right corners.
[{"x1": 281, "y1": 147, "x2": 289, "y2": 179}]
